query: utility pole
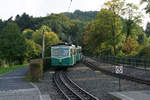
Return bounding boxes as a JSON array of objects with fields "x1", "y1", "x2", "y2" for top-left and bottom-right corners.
[{"x1": 42, "y1": 29, "x2": 45, "y2": 59}]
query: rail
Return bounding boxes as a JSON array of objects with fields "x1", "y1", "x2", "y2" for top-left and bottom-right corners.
[
  {"x1": 53, "y1": 71, "x2": 100, "y2": 100},
  {"x1": 83, "y1": 60, "x2": 150, "y2": 85}
]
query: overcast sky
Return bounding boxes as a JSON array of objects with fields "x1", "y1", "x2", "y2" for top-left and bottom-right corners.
[{"x1": 0, "y1": 0, "x2": 149, "y2": 28}]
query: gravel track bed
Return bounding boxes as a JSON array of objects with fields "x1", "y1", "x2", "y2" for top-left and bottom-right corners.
[
  {"x1": 86, "y1": 57, "x2": 150, "y2": 81},
  {"x1": 34, "y1": 70, "x2": 65, "y2": 100},
  {"x1": 67, "y1": 63, "x2": 150, "y2": 100},
  {"x1": 34, "y1": 62, "x2": 150, "y2": 100}
]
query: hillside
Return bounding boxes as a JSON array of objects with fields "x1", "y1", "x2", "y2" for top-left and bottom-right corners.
[{"x1": 64, "y1": 10, "x2": 98, "y2": 22}]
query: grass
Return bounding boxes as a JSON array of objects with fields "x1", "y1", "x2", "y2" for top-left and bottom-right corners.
[{"x1": 0, "y1": 64, "x2": 28, "y2": 75}]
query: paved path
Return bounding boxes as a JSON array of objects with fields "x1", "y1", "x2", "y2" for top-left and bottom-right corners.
[{"x1": 0, "y1": 66, "x2": 47, "y2": 100}]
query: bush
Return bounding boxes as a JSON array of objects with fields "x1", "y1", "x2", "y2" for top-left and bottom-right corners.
[
  {"x1": 43, "y1": 57, "x2": 51, "y2": 71},
  {"x1": 138, "y1": 45, "x2": 150, "y2": 57},
  {"x1": 29, "y1": 59, "x2": 43, "y2": 82},
  {"x1": 0, "y1": 59, "x2": 5, "y2": 68}
]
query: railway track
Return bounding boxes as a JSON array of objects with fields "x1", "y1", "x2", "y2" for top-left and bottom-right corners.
[
  {"x1": 53, "y1": 71, "x2": 99, "y2": 100},
  {"x1": 83, "y1": 59, "x2": 150, "y2": 85}
]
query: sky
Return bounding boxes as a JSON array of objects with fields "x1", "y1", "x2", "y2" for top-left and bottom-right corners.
[{"x1": 0, "y1": 0, "x2": 149, "y2": 28}]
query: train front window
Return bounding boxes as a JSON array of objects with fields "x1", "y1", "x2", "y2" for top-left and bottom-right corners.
[
  {"x1": 61, "y1": 48, "x2": 69, "y2": 56},
  {"x1": 52, "y1": 48, "x2": 59, "y2": 56}
]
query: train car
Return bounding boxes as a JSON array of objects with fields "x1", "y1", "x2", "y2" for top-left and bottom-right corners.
[
  {"x1": 77, "y1": 46, "x2": 82, "y2": 61},
  {"x1": 51, "y1": 43, "x2": 76, "y2": 67},
  {"x1": 76, "y1": 46, "x2": 80, "y2": 62},
  {"x1": 79, "y1": 46, "x2": 82, "y2": 61}
]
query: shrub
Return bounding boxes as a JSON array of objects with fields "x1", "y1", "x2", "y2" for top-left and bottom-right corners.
[
  {"x1": 0, "y1": 59, "x2": 5, "y2": 68},
  {"x1": 29, "y1": 59, "x2": 43, "y2": 82},
  {"x1": 139, "y1": 45, "x2": 150, "y2": 57}
]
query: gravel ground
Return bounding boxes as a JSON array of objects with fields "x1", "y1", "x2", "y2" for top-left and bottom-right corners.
[
  {"x1": 34, "y1": 70, "x2": 65, "y2": 100},
  {"x1": 85, "y1": 57, "x2": 150, "y2": 81},
  {"x1": 34, "y1": 63, "x2": 150, "y2": 100},
  {"x1": 67, "y1": 63, "x2": 150, "y2": 100}
]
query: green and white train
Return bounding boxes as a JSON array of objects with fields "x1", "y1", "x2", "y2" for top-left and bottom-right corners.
[{"x1": 51, "y1": 43, "x2": 82, "y2": 67}]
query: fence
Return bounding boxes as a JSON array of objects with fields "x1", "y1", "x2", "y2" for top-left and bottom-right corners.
[{"x1": 89, "y1": 55, "x2": 150, "y2": 70}]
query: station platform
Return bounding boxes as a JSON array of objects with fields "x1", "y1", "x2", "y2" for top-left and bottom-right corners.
[{"x1": 109, "y1": 90, "x2": 150, "y2": 100}]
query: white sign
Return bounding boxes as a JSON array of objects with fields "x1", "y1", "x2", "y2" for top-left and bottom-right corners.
[{"x1": 115, "y1": 66, "x2": 123, "y2": 74}]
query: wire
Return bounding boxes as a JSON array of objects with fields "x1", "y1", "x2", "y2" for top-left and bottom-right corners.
[{"x1": 68, "y1": 0, "x2": 73, "y2": 12}]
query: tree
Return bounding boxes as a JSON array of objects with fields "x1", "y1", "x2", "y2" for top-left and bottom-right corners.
[
  {"x1": 138, "y1": 32, "x2": 148, "y2": 45},
  {"x1": 148, "y1": 36, "x2": 150, "y2": 43},
  {"x1": 138, "y1": 45, "x2": 150, "y2": 57},
  {"x1": 0, "y1": 19, "x2": 4, "y2": 33},
  {"x1": 104, "y1": 0, "x2": 125, "y2": 15},
  {"x1": 32, "y1": 25, "x2": 60, "y2": 56},
  {"x1": 145, "y1": 22, "x2": 150, "y2": 37},
  {"x1": 122, "y1": 36, "x2": 139, "y2": 56},
  {"x1": 83, "y1": 9, "x2": 125, "y2": 56},
  {"x1": 104, "y1": 0, "x2": 126, "y2": 56},
  {"x1": 22, "y1": 29, "x2": 34, "y2": 39},
  {"x1": 124, "y1": 3, "x2": 142, "y2": 40},
  {"x1": 15, "y1": 13, "x2": 34, "y2": 31},
  {"x1": 69, "y1": 20, "x2": 86, "y2": 45},
  {"x1": 0, "y1": 22, "x2": 27, "y2": 65},
  {"x1": 41, "y1": 14, "x2": 72, "y2": 41},
  {"x1": 64, "y1": 10, "x2": 98, "y2": 22},
  {"x1": 141, "y1": 0, "x2": 150, "y2": 13},
  {"x1": 25, "y1": 39, "x2": 42, "y2": 59}
]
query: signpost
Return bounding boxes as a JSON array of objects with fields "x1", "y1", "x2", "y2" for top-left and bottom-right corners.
[
  {"x1": 115, "y1": 66, "x2": 123, "y2": 91},
  {"x1": 115, "y1": 66, "x2": 123, "y2": 74}
]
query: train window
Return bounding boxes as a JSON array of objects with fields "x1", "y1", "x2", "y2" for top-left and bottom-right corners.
[
  {"x1": 52, "y1": 48, "x2": 59, "y2": 56},
  {"x1": 61, "y1": 48, "x2": 69, "y2": 56}
]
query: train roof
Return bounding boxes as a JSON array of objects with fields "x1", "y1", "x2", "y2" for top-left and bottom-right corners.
[{"x1": 51, "y1": 42, "x2": 73, "y2": 46}]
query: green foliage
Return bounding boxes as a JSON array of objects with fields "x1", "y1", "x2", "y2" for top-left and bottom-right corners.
[
  {"x1": 0, "y1": 59, "x2": 6, "y2": 68},
  {"x1": 138, "y1": 45, "x2": 150, "y2": 57},
  {"x1": 0, "y1": 64, "x2": 28, "y2": 75},
  {"x1": 32, "y1": 25, "x2": 52, "y2": 45},
  {"x1": 69, "y1": 20, "x2": 86, "y2": 45},
  {"x1": 124, "y1": 3, "x2": 142, "y2": 39},
  {"x1": 41, "y1": 14, "x2": 71, "y2": 41},
  {"x1": 141, "y1": 0, "x2": 150, "y2": 13},
  {"x1": 138, "y1": 32, "x2": 148, "y2": 45},
  {"x1": 148, "y1": 36, "x2": 150, "y2": 43},
  {"x1": 22, "y1": 29, "x2": 34, "y2": 39},
  {"x1": 83, "y1": 8, "x2": 125, "y2": 56},
  {"x1": 145, "y1": 22, "x2": 150, "y2": 37},
  {"x1": 25, "y1": 39, "x2": 42, "y2": 59},
  {"x1": 15, "y1": 13, "x2": 34, "y2": 31},
  {"x1": 0, "y1": 22, "x2": 28, "y2": 65},
  {"x1": 32, "y1": 25, "x2": 60, "y2": 56},
  {"x1": 64, "y1": 10, "x2": 98, "y2": 22},
  {"x1": 104, "y1": 0, "x2": 125, "y2": 15},
  {"x1": 0, "y1": 19, "x2": 5, "y2": 33}
]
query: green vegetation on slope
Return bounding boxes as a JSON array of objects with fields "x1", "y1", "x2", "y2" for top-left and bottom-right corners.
[
  {"x1": 0, "y1": 0, "x2": 150, "y2": 68},
  {"x1": 0, "y1": 64, "x2": 28, "y2": 75}
]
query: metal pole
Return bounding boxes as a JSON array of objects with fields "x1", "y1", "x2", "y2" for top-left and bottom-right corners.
[
  {"x1": 119, "y1": 75, "x2": 121, "y2": 91},
  {"x1": 42, "y1": 29, "x2": 45, "y2": 59}
]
